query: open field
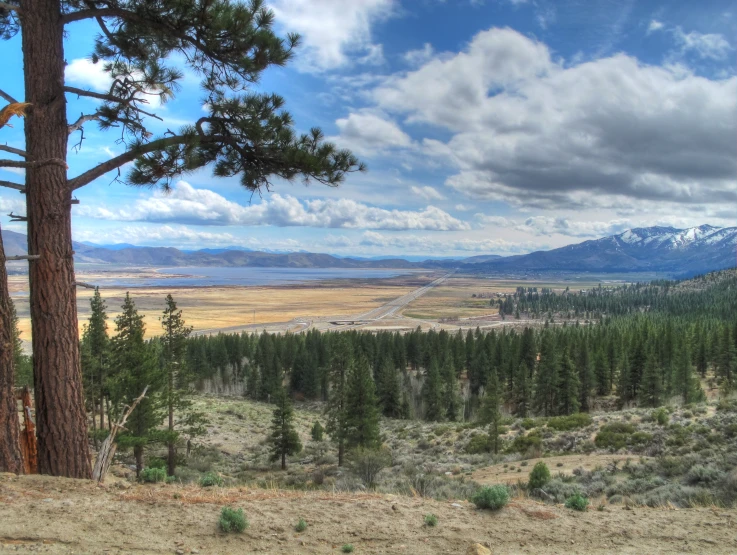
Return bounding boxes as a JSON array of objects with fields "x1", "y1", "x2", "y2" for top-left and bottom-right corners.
[
  {"x1": 1, "y1": 473, "x2": 735, "y2": 554},
  {"x1": 400, "y1": 276, "x2": 606, "y2": 321},
  {"x1": 8, "y1": 273, "x2": 431, "y2": 339}
]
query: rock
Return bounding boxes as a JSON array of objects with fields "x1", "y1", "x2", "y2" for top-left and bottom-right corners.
[
  {"x1": 451, "y1": 503, "x2": 463, "y2": 508},
  {"x1": 175, "y1": 550, "x2": 184, "y2": 555},
  {"x1": 467, "y1": 544, "x2": 492, "y2": 555}
]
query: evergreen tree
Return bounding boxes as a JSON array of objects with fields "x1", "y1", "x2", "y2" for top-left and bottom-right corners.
[
  {"x1": 422, "y1": 360, "x2": 444, "y2": 421},
  {"x1": 3, "y1": 0, "x2": 363, "y2": 479},
  {"x1": 593, "y1": 348, "x2": 609, "y2": 396},
  {"x1": 268, "y1": 388, "x2": 302, "y2": 470},
  {"x1": 717, "y1": 325, "x2": 736, "y2": 392},
  {"x1": 479, "y1": 370, "x2": 503, "y2": 454},
  {"x1": 376, "y1": 356, "x2": 401, "y2": 418},
  {"x1": 557, "y1": 347, "x2": 580, "y2": 415},
  {"x1": 311, "y1": 421, "x2": 324, "y2": 442},
  {"x1": 345, "y1": 356, "x2": 380, "y2": 450},
  {"x1": 325, "y1": 336, "x2": 352, "y2": 466},
  {"x1": 108, "y1": 293, "x2": 163, "y2": 476},
  {"x1": 639, "y1": 347, "x2": 663, "y2": 408},
  {"x1": 442, "y1": 356, "x2": 460, "y2": 421},
  {"x1": 80, "y1": 288, "x2": 109, "y2": 432},
  {"x1": 10, "y1": 300, "x2": 32, "y2": 388},
  {"x1": 674, "y1": 342, "x2": 699, "y2": 403},
  {"x1": 533, "y1": 334, "x2": 559, "y2": 416},
  {"x1": 577, "y1": 340, "x2": 593, "y2": 412},
  {"x1": 513, "y1": 362, "x2": 531, "y2": 417},
  {"x1": 160, "y1": 294, "x2": 200, "y2": 476}
]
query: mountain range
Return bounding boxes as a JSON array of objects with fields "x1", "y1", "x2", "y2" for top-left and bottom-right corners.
[{"x1": 2, "y1": 225, "x2": 735, "y2": 276}]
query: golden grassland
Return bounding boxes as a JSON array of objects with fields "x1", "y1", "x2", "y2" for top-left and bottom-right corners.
[
  {"x1": 402, "y1": 276, "x2": 607, "y2": 320},
  {"x1": 9, "y1": 274, "x2": 416, "y2": 339}
]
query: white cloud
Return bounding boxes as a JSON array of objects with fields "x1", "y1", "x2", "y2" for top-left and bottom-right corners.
[
  {"x1": 65, "y1": 59, "x2": 111, "y2": 92},
  {"x1": 673, "y1": 27, "x2": 732, "y2": 60},
  {"x1": 78, "y1": 181, "x2": 470, "y2": 231},
  {"x1": 647, "y1": 19, "x2": 664, "y2": 34},
  {"x1": 75, "y1": 225, "x2": 239, "y2": 247},
  {"x1": 362, "y1": 27, "x2": 736, "y2": 211},
  {"x1": 403, "y1": 43, "x2": 434, "y2": 66},
  {"x1": 270, "y1": 0, "x2": 394, "y2": 72},
  {"x1": 410, "y1": 186, "x2": 445, "y2": 201},
  {"x1": 455, "y1": 204, "x2": 472, "y2": 211},
  {"x1": 332, "y1": 111, "x2": 413, "y2": 156},
  {"x1": 358, "y1": 230, "x2": 537, "y2": 254}
]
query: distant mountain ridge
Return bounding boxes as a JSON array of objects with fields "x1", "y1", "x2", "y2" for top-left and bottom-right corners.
[
  {"x1": 2, "y1": 224, "x2": 734, "y2": 275},
  {"x1": 462, "y1": 224, "x2": 737, "y2": 276}
]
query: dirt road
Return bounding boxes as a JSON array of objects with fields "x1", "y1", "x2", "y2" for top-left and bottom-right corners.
[{"x1": 1, "y1": 474, "x2": 735, "y2": 554}]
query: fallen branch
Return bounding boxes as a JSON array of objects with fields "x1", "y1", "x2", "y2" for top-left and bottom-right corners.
[
  {"x1": 92, "y1": 386, "x2": 148, "y2": 482},
  {"x1": 5, "y1": 254, "x2": 40, "y2": 261}
]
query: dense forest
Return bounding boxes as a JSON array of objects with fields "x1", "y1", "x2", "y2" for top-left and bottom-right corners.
[{"x1": 39, "y1": 269, "x2": 733, "y2": 471}]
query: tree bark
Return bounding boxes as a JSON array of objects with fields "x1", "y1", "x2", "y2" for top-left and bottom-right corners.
[
  {"x1": 0, "y1": 225, "x2": 24, "y2": 474},
  {"x1": 21, "y1": 0, "x2": 91, "y2": 478}
]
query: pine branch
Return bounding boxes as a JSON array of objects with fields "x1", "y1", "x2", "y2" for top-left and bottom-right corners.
[
  {"x1": 67, "y1": 133, "x2": 193, "y2": 190},
  {"x1": 0, "y1": 88, "x2": 19, "y2": 104},
  {"x1": 0, "y1": 144, "x2": 26, "y2": 157},
  {"x1": 0, "y1": 2, "x2": 19, "y2": 13},
  {"x1": 0, "y1": 158, "x2": 66, "y2": 169},
  {"x1": 0, "y1": 180, "x2": 25, "y2": 192},
  {"x1": 68, "y1": 113, "x2": 100, "y2": 135},
  {"x1": 64, "y1": 87, "x2": 163, "y2": 120}
]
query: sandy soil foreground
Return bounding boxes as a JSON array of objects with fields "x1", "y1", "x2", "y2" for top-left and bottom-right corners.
[{"x1": 0, "y1": 474, "x2": 735, "y2": 554}]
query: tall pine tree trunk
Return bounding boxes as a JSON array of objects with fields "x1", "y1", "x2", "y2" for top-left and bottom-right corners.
[
  {"x1": 21, "y1": 0, "x2": 91, "y2": 478},
  {"x1": 0, "y1": 226, "x2": 24, "y2": 473},
  {"x1": 168, "y1": 368, "x2": 175, "y2": 477}
]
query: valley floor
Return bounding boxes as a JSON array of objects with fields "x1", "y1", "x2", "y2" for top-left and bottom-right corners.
[{"x1": 1, "y1": 474, "x2": 735, "y2": 554}]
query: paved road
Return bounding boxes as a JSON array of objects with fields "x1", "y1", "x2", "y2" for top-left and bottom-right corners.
[{"x1": 355, "y1": 270, "x2": 455, "y2": 321}]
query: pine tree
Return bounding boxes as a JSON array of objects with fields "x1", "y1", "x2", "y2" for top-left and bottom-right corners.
[
  {"x1": 345, "y1": 356, "x2": 381, "y2": 450},
  {"x1": 160, "y1": 294, "x2": 199, "y2": 476},
  {"x1": 81, "y1": 288, "x2": 109, "y2": 434},
  {"x1": 479, "y1": 370, "x2": 503, "y2": 454},
  {"x1": 268, "y1": 388, "x2": 302, "y2": 470},
  {"x1": 10, "y1": 300, "x2": 32, "y2": 388},
  {"x1": 533, "y1": 334, "x2": 559, "y2": 416},
  {"x1": 442, "y1": 356, "x2": 460, "y2": 421},
  {"x1": 2, "y1": 0, "x2": 364, "y2": 478},
  {"x1": 639, "y1": 347, "x2": 663, "y2": 408},
  {"x1": 577, "y1": 340, "x2": 593, "y2": 412},
  {"x1": 325, "y1": 336, "x2": 352, "y2": 466},
  {"x1": 376, "y1": 356, "x2": 401, "y2": 418},
  {"x1": 108, "y1": 293, "x2": 163, "y2": 476},
  {"x1": 512, "y1": 362, "x2": 531, "y2": 417},
  {"x1": 717, "y1": 325, "x2": 736, "y2": 392},
  {"x1": 674, "y1": 342, "x2": 699, "y2": 403},
  {"x1": 422, "y1": 360, "x2": 444, "y2": 422},
  {"x1": 557, "y1": 347, "x2": 580, "y2": 415}
]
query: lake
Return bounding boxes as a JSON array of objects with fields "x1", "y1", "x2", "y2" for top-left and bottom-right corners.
[{"x1": 91, "y1": 266, "x2": 417, "y2": 288}]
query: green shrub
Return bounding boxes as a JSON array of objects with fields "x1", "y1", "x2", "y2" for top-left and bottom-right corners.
[
  {"x1": 508, "y1": 431, "x2": 542, "y2": 454},
  {"x1": 565, "y1": 494, "x2": 589, "y2": 511},
  {"x1": 595, "y1": 422, "x2": 637, "y2": 450},
  {"x1": 521, "y1": 418, "x2": 536, "y2": 430},
  {"x1": 341, "y1": 544, "x2": 354, "y2": 553},
  {"x1": 471, "y1": 485, "x2": 509, "y2": 510},
  {"x1": 218, "y1": 507, "x2": 248, "y2": 533},
  {"x1": 350, "y1": 447, "x2": 391, "y2": 488},
  {"x1": 147, "y1": 457, "x2": 167, "y2": 469},
  {"x1": 295, "y1": 518, "x2": 308, "y2": 532},
  {"x1": 424, "y1": 513, "x2": 438, "y2": 527},
  {"x1": 652, "y1": 408, "x2": 669, "y2": 426},
  {"x1": 465, "y1": 433, "x2": 492, "y2": 454},
  {"x1": 547, "y1": 413, "x2": 593, "y2": 431},
  {"x1": 140, "y1": 467, "x2": 167, "y2": 483},
  {"x1": 311, "y1": 421, "x2": 324, "y2": 442},
  {"x1": 200, "y1": 471, "x2": 224, "y2": 487},
  {"x1": 528, "y1": 462, "x2": 551, "y2": 490}
]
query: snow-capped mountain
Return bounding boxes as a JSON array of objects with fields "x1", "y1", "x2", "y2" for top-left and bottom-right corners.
[{"x1": 468, "y1": 225, "x2": 737, "y2": 275}]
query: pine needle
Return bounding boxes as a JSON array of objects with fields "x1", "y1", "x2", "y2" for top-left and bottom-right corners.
[{"x1": 0, "y1": 102, "x2": 31, "y2": 129}]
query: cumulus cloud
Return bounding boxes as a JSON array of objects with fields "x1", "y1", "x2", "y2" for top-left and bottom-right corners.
[
  {"x1": 359, "y1": 27, "x2": 736, "y2": 211},
  {"x1": 332, "y1": 111, "x2": 413, "y2": 156},
  {"x1": 403, "y1": 43, "x2": 434, "y2": 66},
  {"x1": 672, "y1": 27, "x2": 732, "y2": 60},
  {"x1": 78, "y1": 181, "x2": 469, "y2": 231},
  {"x1": 75, "y1": 225, "x2": 239, "y2": 247},
  {"x1": 270, "y1": 0, "x2": 394, "y2": 71},
  {"x1": 410, "y1": 186, "x2": 445, "y2": 201},
  {"x1": 647, "y1": 19, "x2": 664, "y2": 34},
  {"x1": 475, "y1": 214, "x2": 634, "y2": 238},
  {"x1": 65, "y1": 58, "x2": 111, "y2": 91}
]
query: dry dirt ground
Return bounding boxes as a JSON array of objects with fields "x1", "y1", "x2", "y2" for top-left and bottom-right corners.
[
  {"x1": 472, "y1": 455, "x2": 650, "y2": 486},
  {"x1": 1, "y1": 474, "x2": 735, "y2": 555}
]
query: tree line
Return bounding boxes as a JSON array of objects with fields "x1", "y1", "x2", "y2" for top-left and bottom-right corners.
[{"x1": 67, "y1": 269, "x2": 735, "y2": 471}]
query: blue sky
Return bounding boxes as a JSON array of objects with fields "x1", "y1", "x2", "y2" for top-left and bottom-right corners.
[{"x1": 1, "y1": 0, "x2": 735, "y2": 257}]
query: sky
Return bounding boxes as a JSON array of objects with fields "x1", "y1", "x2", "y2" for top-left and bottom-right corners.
[{"x1": 1, "y1": 0, "x2": 736, "y2": 257}]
